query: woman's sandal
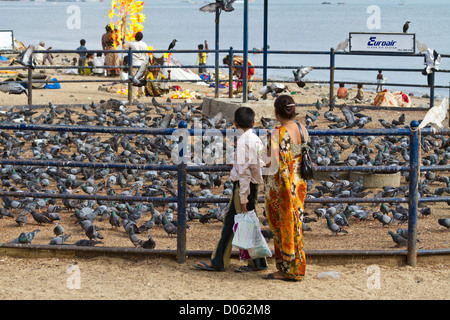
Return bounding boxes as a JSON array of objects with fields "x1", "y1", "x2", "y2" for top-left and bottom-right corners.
[
  {"x1": 193, "y1": 261, "x2": 223, "y2": 272},
  {"x1": 234, "y1": 265, "x2": 268, "y2": 273},
  {"x1": 262, "y1": 272, "x2": 301, "y2": 282}
]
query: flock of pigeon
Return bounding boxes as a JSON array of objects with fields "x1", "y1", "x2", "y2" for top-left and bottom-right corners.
[{"x1": 0, "y1": 95, "x2": 448, "y2": 251}]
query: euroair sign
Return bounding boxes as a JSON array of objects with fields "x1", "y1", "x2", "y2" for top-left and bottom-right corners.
[{"x1": 349, "y1": 32, "x2": 415, "y2": 53}]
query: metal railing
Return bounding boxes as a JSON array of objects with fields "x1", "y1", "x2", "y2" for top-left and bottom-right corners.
[
  {"x1": 0, "y1": 117, "x2": 449, "y2": 266},
  {"x1": 1, "y1": 47, "x2": 449, "y2": 107}
]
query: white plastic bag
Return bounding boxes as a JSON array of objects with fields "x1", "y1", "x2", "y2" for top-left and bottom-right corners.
[
  {"x1": 246, "y1": 230, "x2": 272, "y2": 259},
  {"x1": 232, "y1": 210, "x2": 257, "y2": 250}
]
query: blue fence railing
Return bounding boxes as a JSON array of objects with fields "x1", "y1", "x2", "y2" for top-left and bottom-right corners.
[
  {"x1": 0, "y1": 119, "x2": 449, "y2": 266},
  {"x1": 1, "y1": 47, "x2": 449, "y2": 107}
]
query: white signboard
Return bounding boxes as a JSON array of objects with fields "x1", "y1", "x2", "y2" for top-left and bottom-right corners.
[
  {"x1": 0, "y1": 30, "x2": 14, "y2": 52},
  {"x1": 349, "y1": 32, "x2": 415, "y2": 53}
]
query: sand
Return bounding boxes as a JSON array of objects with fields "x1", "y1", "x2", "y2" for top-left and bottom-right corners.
[{"x1": 0, "y1": 53, "x2": 449, "y2": 301}]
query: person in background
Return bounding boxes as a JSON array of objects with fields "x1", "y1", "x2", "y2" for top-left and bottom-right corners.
[
  {"x1": 353, "y1": 83, "x2": 365, "y2": 103},
  {"x1": 194, "y1": 107, "x2": 268, "y2": 273},
  {"x1": 123, "y1": 31, "x2": 149, "y2": 98},
  {"x1": 76, "y1": 39, "x2": 87, "y2": 75},
  {"x1": 264, "y1": 94, "x2": 308, "y2": 282},
  {"x1": 376, "y1": 70, "x2": 384, "y2": 92},
  {"x1": 34, "y1": 41, "x2": 54, "y2": 66},
  {"x1": 92, "y1": 52, "x2": 106, "y2": 76},
  {"x1": 102, "y1": 25, "x2": 119, "y2": 77},
  {"x1": 198, "y1": 43, "x2": 207, "y2": 74},
  {"x1": 223, "y1": 55, "x2": 255, "y2": 94},
  {"x1": 337, "y1": 82, "x2": 348, "y2": 99}
]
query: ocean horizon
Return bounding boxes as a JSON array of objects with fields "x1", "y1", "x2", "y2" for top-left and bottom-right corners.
[{"x1": 0, "y1": 0, "x2": 449, "y2": 97}]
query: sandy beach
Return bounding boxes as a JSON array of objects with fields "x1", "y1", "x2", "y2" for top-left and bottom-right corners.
[{"x1": 0, "y1": 53, "x2": 448, "y2": 301}]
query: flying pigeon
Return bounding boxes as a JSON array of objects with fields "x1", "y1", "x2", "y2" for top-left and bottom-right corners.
[
  {"x1": 200, "y1": 0, "x2": 236, "y2": 13},
  {"x1": 418, "y1": 97, "x2": 448, "y2": 129},
  {"x1": 0, "y1": 82, "x2": 27, "y2": 95},
  {"x1": 293, "y1": 66, "x2": 313, "y2": 88},
  {"x1": 259, "y1": 82, "x2": 285, "y2": 97},
  {"x1": 16, "y1": 45, "x2": 35, "y2": 69}
]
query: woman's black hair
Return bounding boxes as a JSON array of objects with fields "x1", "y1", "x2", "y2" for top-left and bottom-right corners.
[{"x1": 274, "y1": 94, "x2": 296, "y2": 120}]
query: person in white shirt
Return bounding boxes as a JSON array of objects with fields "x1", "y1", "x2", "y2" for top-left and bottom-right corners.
[
  {"x1": 123, "y1": 32, "x2": 149, "y2": 98},
  {"x1": 194, "y1": 107, "x2": 269, "y2": 273},
  {"x1": 92, "y1": 52, "x2": 106, "y2": 76},
  {"x1": 33, "y1": 41, "x2": 53, "y2": 66}
]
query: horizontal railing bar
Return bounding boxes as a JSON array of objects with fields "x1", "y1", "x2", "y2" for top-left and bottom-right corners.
[{"x1": 0, "y1": 190, "x2": 177, "y2": 203}]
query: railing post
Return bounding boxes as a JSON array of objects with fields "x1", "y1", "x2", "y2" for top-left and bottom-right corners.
[
  {"x1": 228, "y1": 47, "x2": 234, "y2": 98},
  {"x1": 429, "y1": 71, "x2": 435, "y2": 108},
  {"x1": 27, "y1": 66, "x2": 33, "y2": 106},
  {"x1": 176, "y1": 120, "x2": 188, "y2": 264},
  {"x1": 407, "y1": 120, "x2": 420, "y2": 267},
  {"x1": 329, "y1": 47, "x2": 335, "y2": 107},
  {"x1": 242, "y1": 0, "x2": 249, "y2": 103},
  {"x1": 127, "y1": 47, "x2": 132, "y2": 105}
]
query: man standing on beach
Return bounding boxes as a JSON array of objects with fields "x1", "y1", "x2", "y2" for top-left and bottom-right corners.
[{"x1": 123, "y1": 32, "x2": 149, "y2": 98}]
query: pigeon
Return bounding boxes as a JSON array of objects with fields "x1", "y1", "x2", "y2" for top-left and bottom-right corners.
[
  {"x1": 373, "y1": 211, "x2": 395, "y2": 227},
  {"x1": 73, "y1": 239, "x2": 103, "y2": 247},
  {"x1": 109, "y1": 211, "x2": 121, "y2": 229},
  {"x1": 335, "y1": 38, "x2": 349, "y2": 52},
  {"x1": 129, "y1": 229, "x2": 145, "y2": 248},
  {"x1": 16, "y1": 45, "x2": 35, "y2": 69},
  {"x1": 416, "y1": 39, "x2": 428, "y2": 53},
  {"x1": 142, "y1": 234, "x2": 156, "y2": 249},
  {"x1": 325, "y1": 214, "x2": 348, "y2": 236},
  {"x1": 388, "y1": 230, "x2": 408, "y2": 247},
  {"x1": 259, "y1": 82, "x2": 285, "y2": 97},
  {"x1": 200, "y1": 0, "x2": 236, "y2": 13},
  {"x1": 15, "y1": 212, "x2": 28, "y2": 227},
  {"x1": 163, "y1": 214, "x2": 177, "y2": 237},
  {"x1": 168, "y1": 39, "x2": 177, "y2": 51},
  {"x1": 53, "y1": 222, "x2": 64, "y2": 236},
  {"x1": 403, "y1": 21, "x2": 410, "y2": 33},
  {"x1": 438, "y1": 218, "x2": 450, "y2": 230},
  {"x1": 293, "y1": 66, "x2": 313, "y2": 88},
  {"x1": 419, "y1": 206, "x2": 431, "y2": 218},
  {"x1": 30, "y1": 210, "x2": 52, "y2": 225},
  {"x1": 49, "y1": 234, "x2": 71, "y2": 245},
  {"x1": 11, "y1": 229, "x2": 40, "y2": 244},
  {"x1": 85, "y1": 224, "x2": 103, "y2": 240},
  {"x1": 418, "y1": 98, "x2": 448, "y2": 129},
  {"x1": 0, "y1": 83, "x2": 27, "y2": 96}
]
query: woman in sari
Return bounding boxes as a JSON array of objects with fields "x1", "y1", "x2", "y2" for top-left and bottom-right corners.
[
  {"x1": 263, "y1": 94, "x2": 308, "y2": 282},
  {"x1": 101, "y1": 25, "x2": 120, "y2": 77}
]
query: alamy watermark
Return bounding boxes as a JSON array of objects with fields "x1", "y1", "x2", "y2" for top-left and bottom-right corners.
[
  {"x1": 366, "y1": 5, "x2": 381, "y2": 30},
  {"x1": 66, "y1": 5, "x2": 81, "y2": 30}
]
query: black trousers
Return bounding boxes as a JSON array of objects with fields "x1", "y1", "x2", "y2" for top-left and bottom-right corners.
[{"x1": 211, "y1": 182, "x2": 268, "y2": 270}]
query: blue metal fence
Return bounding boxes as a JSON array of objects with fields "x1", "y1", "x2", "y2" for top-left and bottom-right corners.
[
  {"x1": 0, "y1": 118, "x2": 449, "y2": 266},
  {"x1": 1, "y1": 47, "x2": 449, "y2": 107}
]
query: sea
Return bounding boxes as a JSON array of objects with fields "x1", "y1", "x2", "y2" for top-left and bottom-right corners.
[{"x1": 0, "y1": 0, "x2": 449, "y2": 98}]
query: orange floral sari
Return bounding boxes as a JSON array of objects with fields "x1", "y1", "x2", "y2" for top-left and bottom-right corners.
[{"x1": 265, "y1": 126, "x2": 307, "y2": 281}]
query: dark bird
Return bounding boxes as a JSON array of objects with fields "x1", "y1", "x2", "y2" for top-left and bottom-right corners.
[
  {"x1": 163, "y1": 214, "x2": 177, "y2": 237},
  {"x1": 168, "y1": 39, "x2": 177, "y2": 51},
  {"x1": 403, "y1": 21, "x2": 411, "y2": 33},
  {"x1": 129, "y1": 229, "x2": 144, "y2": 248},
  {"x1": 419, "y1": 207, "x2": 431, "y2": 218},
  {"x1": 53, "y1": 223, "x2": 64, "y2": 236},
  {"x1": 438, "y1": 218, "x2": 450, "y2": 230},
  {"x1": 200, "y1": 0, "x2": 236, "y2": 13},
  {"x1": 388, "y1": 230, "x2": 408, "y2": 247},
  {"x1": 73, "y1": 239, "x2": 103, "y2": 247},
  {"x1": 15, "y1": 212, "x2": 28, "y2": 227},
  {"x1": 30, "y1": 210, "x2": 52, "y2": 225},
  {"x1": 142, "y1": 234, "x2": 156, "y2": 249},
  {"x1": 109, "y1": 211, "x2": 121, "y2": 229},
  {"x1": 85, "y1": 224, "x2": 103, "y2": 241}
]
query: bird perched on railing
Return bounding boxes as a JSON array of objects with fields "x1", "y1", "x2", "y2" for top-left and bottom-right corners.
[
  {"x1": 200, "y1": 0, "x2": 236, "y2": 13},
  {"x1": 168, "y1": 39, "x2": 177, "y2": 51},
  {"x1": 403, "y1": 21, "x2": 411, "y2": 33}
]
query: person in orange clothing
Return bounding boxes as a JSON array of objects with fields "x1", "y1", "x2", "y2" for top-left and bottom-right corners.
[
  {"x1": 223, "y1": 55, "x2": 255, "y2": 93},
  {"x1": 337, "y1": 82, "x2": 348, "y2": 99}
]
